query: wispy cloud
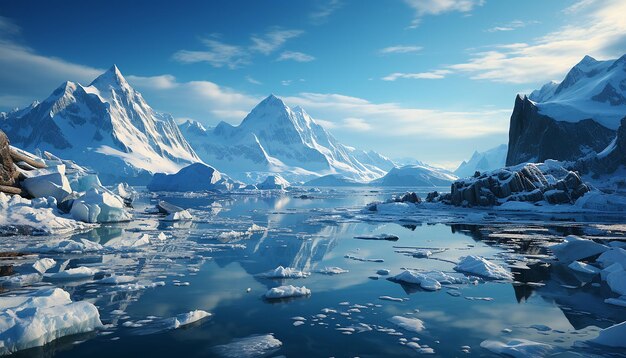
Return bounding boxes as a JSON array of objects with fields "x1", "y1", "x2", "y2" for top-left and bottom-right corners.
[
  {"x1": 382, "y1": 70, "x2": 452, "y2": 81},
  {"x1": 448, "y1": 0, "x2": 626, "y2": 83},
  {"x1": 250, "y1": 29, "x2": 303, "y2": 55},
  {"x1": 485, "y1": 20, "x2": 538, "y2": 32},
  {"x1": 245, "y1": 76, "x2": 262, "y2": 85},
  {"x1": 379, "y1": 45, "x2": 423, "y2": 54},
  {"x1": 173, "y1": 28, "x2": 305, "y2": 69},
  {"x1": 310, "y1": 0, "x2": 342, "y2": 24},
  {"x1": 277, "y1": 51, "x2": 315, "y2": 62},
  {"x1": 342, "y1": 117, "x2": 372, "y2": 131},
  {"x1": 404, "y1": 0, "x2": 484, "y2": 28}
]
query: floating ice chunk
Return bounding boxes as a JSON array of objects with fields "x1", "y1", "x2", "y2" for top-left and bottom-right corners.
[
  {"x1": 0, "y1": 288, "x2": 102, "y2": 355},
  {"x1": 247, "y1": 224, "x2": 266, "y2": 232},
  {"x1": 218, "y1": 231, "x2": 246, "y2": 240},
  {"x1": 32, "y1": 258, "x2": 56, "y2": 274},
  {"x1": 568, "y1": 261, "x2": 600, "y2": 274},
  {"x1": 21, "y1": 165, "x2": 72, "y2": 201},
  {"x1": 0, "y1": 273, "x2": 42, "y2": 288},
  {"x1": 589, "y1": 321, "x2": 626, "y2": 348},
  {"x1": 105, "y1": 234, "x2": 151, "y2": 250},
  {"x1": 454, "y1": 256, "x2": 513, "y2": 280},
  {"x1": 379, "y1": 296, "x2": 406, "y2": 302},
  {"x1": 28, "y1": 238, "x2": 103, "y2": 253},
  {"x1": 394, "y1": 270, "x2": 440, "y2": 291},
  {"x1": 548, "y1": 235, "x2": 608, "y2": 263},
  {"x1": 259, "y1": 266, "x2": 310, "y2": 279},
  {"x1": 597, "y1": 248, "x2": 626, "y2": 268},
  {"x1": 70, "y1": 188, "x2": 131, "y2": 223},
  {"x1": 213, "y1": 333, "x2": 282, "y2": 358},
  {"x1": 600, "y1": 263, "x2": 623, "y2": 280},
  {"x1": 605, "y1": 265, "x2": 626, "y2": 296},
  {"x1": 163, "y1": 210, "x2": 193, "y2": 221},
  {"x1": 344, "y1": 254, "x2": 384, "y2": 263},
  {"x1": 170, "y1": 310, "x2": 211, "y2": 329},
  {"x1": 406, "y1": 342, "x2": 435, "y2": 354},
  {"x1": 45, "y1": 266, "x2": 97, "y2": 280},
  {"x1": 0, "y1": 193, "x2": 90, "y2": 235},
  {"x1": 480, "y1": 339, "x2": 553, "y2": 357},
  {"x1": 97, "y1": 275, "x2": 135, "y2": 285},
  {"x1": 377, "y1": 269, "x2": 391, "y2": 276},
  {"x1": 256, "y1": 175, "x2": 290, "y2": 190},
  {"x1": 388, "y1": 316, "x2": 425, "y2": 333},
  {"x1": 264, "y1": 285, "x2": 311, "y2": 299},
  {"x1": 157, "y1": 232, "x2": 167, "y2": 241},
  {"x1": 316, "y1": 267, "x2": 349, "y2": 275}
]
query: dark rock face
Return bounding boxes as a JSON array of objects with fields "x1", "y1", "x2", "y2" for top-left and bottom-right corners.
[
  {"x1": 449, "y1": 163, "x2": 590, "y2": 207},
  {"x1": 506, "y1": 95, "x2": 615, "y2": 166},
  {"x1": 587, "y1": 117, "x2": 626, "y2": 173},
  {"x1": 0, "y1": 130, "x2": 16, "y2": 186},
  {"x1": 394, "y1": 192, "x2": 421, "y2": 204}
]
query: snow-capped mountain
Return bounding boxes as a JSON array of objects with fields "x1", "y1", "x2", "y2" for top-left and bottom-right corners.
[
  {"x1": 529, "y1": 55, "x2": 626, "y2": 130},
  {"x1": 507, "y1": 55, "x2": 625, "y2": 166},
  {"x1": 0, "y1": 66, "x2": 200, "y2": 184},
  {"x1": 179, "y1": 95, "x2": 395, "y2": 183},
  {"x1": 455, "y1": 144, "x2": 507, "y2": 178}
]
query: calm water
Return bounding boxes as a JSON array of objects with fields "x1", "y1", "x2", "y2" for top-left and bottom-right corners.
[{"x1": 7, "y1": 187, "x2": 626, "y2": 357}]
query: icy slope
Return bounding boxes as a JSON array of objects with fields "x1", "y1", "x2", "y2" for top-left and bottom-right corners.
[
  {"x1": 0, "y1": 65, "x2": 200, "y2": 184},
  {"x1": 179, "y1": 95, "x2": 394, "y2": 183},
  {"x1": 370, "y1": 164, "x2": 457, "y2": 187}
]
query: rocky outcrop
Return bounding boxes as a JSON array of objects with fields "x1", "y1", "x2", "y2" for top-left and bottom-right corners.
[
  {"x1": 586, "y1": 117, "x2": 626, "y2": 173},
  {"x1": 506, "y1": 95, "x2": 615, "y2": 166},
  {"x1": 448, "y1": 163, "x2": 590, "y2": 207},
  {"x1": 0, "y1": 130, "x2": 16, "y2": 187}
]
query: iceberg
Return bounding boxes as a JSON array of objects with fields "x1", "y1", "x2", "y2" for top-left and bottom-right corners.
[
  {"x1": 264, "y1": 285, "x2": 311, "y2": 299},
  {"x1": 454, "y1": 255, "x2": 513, "y2": 280},
  {"x1": 70, "y1": 188, "x2": 131, "y2": 223}
]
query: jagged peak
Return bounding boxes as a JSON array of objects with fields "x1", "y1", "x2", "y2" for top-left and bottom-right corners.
[{"x1": 89, "y1": 64, "x2": 131, "y2": 91}]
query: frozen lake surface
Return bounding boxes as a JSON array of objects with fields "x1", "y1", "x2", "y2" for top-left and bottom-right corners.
[{"x1": 1, "y1": 187, "x2": 626, "y2": 357}]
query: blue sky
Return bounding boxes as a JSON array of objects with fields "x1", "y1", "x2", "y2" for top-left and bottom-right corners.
[{"x1": 1, "y1": 0, "x2": 626, "y2": 169}]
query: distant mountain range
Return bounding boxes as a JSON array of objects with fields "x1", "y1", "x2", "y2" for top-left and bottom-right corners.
[
  {"x1": 454, "y1": 144, "x2": 507, "y2": 179},
  {"x1": 0, "y1": 66, "x2": 199, "y2": 184},
  {"x1": 179, "y1": 94, "x2": 396, "y2": 183}
]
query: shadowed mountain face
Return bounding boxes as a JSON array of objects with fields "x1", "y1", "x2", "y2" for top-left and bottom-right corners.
[{"x1": 0, "y1": 66, "x2": 200, "y2": 184}]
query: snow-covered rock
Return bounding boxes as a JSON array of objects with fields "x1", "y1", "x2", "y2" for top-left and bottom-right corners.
[
  {"x1": 549, "y1": 235, "x2": 608, "y2": 263},
  {"x1": 0, "y1": 288, "x2": 102, "y2": 355},
  {"x1": 147, "y1": 163, "x2": 239, "y2": 192},
  {"x1": 70, "y1": 187, "x2": 131, "y2": 223},
  {"x1": 454, "y1": 256, "x2": 513, "y2": 280},
  {"x1": 179, "y1": 95, "x2": 393, "y2": 183},
  {"x1": 0, "y1": 65, "x2": 201, "y2": 185},
  {"x1": 256, "y1": 175, "x2": 290, "y2": 190},
  {"x1": 264, "y1": 285, "x2": 311, "y2": 299}
]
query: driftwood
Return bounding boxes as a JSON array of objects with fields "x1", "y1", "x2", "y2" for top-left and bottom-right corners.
[
  {"x1": 0, "y1": 185, "x2": 22, "y2": 195},
  {"x1": 9, "y1": 148, "x2": 46, "y2": 169}
]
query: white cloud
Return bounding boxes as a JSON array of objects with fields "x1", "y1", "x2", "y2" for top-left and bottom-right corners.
[
  {"x1": 382, "y1": 70, "x2": 452, "y2": 81},
  {"x1": 277, "y1": 51, "x2": 315, "y2": 62},
  {"x1": 126, "y1": 74, "x2": 178, "y2": 90},
  {"x1": 281, "y1": 80, "x2": 292, "y2": 86},
  {"x1": 342, "y1": 117, "x2": 372, "y2": 131},
  {"x1": 250, "y1": 29, "x2": 303, "y2": 55},
  {"x1": 486, "y1": 20, "x2": 537, "y2": 33},
  {"x1": 379, "y1": 45, "x2": 423, "y2": 54},
  {"x1": 245, "y1": 76, "x2": 262, "y2": 85},
  {"x1": 449, "y1": 0, "x2": 626, "y2": 83},
  {"x1": 173, "y1": 28, "x2": 303, "y2": 69},
  {"x1": 310, "y1": 0, "x2": 342, "y2": 24},
  {"x1": 404, "y1": 0, "x2": 484, "y2": 28}
]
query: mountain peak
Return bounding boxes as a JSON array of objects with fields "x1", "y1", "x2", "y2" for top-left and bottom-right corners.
[
  {"x1": 89, "y1": 64, "x2": 131, "y2": 91},
  {"x1": 259, "y1": 94, "x2": 287, "y2": 107}
]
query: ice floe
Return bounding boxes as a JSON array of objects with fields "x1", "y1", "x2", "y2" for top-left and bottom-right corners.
[
  {"x1": 264, "y1": 285, "x2": 311, "y2": 299},
  {"x1": 259, "y1": 266, "x2": 310, "y2": 279},
  {"x1": 480, "y1": 339, "x2": 553, "y2": 357},
  {"x1": 454, "y1": 255, "x2": 513, "y2": 280},
  {"x1": 213, "y1": 333, "x2": 282, "y2": 358},
  {"x1": 0, "y1": 288, "x2": 102, "y2": 355},
  {"x1": 548, "y1": 235, "x2": 608, "y2": 263},
  {"x1": 388, "y1": 316, "x2": 425, "y2": 333}
]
